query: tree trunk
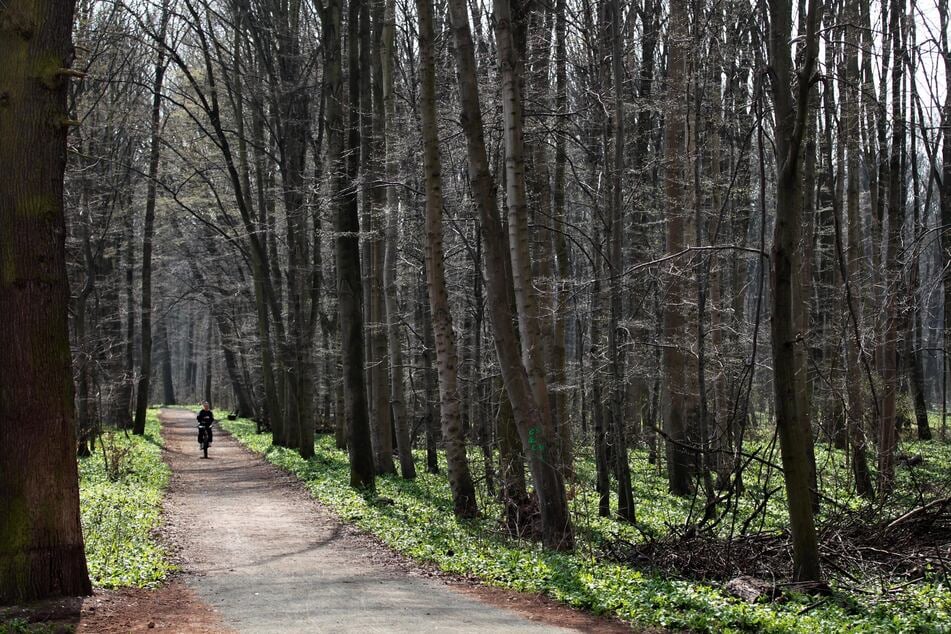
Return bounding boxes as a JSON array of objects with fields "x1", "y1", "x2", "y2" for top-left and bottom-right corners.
[
  {"x1": 551, "y1": 0, "x2": 573, "y2": 477},
  {"x1": 133, "y1": 0, "x2": 169, "y2": 435},
  {"x1": 204, "y1": 318, "x2": 214, "y2": 404},
  {"x1": 842, "y1": 0, "x2": 875, "y2": 498},
  {"x1": 115, "y1": 207, "x2": 136, "y2": 429},
  {"x1": 418, "y1": 0, "x2": 478, "y2": 515},
  {"x1": 275, "y1": 1, "x2": 315, "y2": 460},
  {"x1": 878, "y1": 0, "x2": 905, "y2": 494},
  {"x1": 606, "y1": 0, "x2": 635, "y2": 523},
  {"x1": 418, "y1": 276, "x2": 440, "y2": 474},
  {"x1": 494, "y1": 0, "x2": 557, "y2": 468},
  {"x1": 938, "y1": 0, "x2": 951, "y2": 441},
  {"x1": 767, "y1": 0, "x2": 823, "y2": 583},
  {"x1": 382, "y1": 0, "x2": 415, "y2": 480},
  {"x1": 185, "y1": 319, "x2": 197, "y2": 400},
  {"x1": 330, "y1": 0, "x2": 376, "y2": 489},
  {"x1": 159, "y1": 319, "x2": 176, "y2": 405},
  {"x1": 905, "y1": 7, "x2": 932, "y2": 442},
  {"x1": 662, "y1": 0, "x2": 693, "y2": 497},
  {"x1": 0, "y1": 0, "x2": 92, "y2": 602},
  {"x1": 249, "y1": 87, "x2": 284, "y2": 443},
  {"x1": 448, "y1": 0, "x2": 573, "y2": 549}
]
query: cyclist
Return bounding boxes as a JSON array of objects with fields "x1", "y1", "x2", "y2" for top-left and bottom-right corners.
[{"x1": 197, "y1": 401, "x2": 215, "y2": 447}]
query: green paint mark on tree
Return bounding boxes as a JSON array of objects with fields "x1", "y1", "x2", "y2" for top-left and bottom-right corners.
[{"x1": 528, "y1": 426, "x2": 544, "y2": 455}]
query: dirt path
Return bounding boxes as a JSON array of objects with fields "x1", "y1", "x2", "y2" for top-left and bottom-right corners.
[{"x1": 159, "y1": 409, "x2": 627, "y2": 633}]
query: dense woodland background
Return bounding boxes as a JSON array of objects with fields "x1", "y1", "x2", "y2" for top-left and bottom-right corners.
[{"x1": 57, "y1": 0, "x2": 951, "y2": 591}]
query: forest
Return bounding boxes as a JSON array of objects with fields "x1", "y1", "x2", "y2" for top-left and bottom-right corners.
[{"x1": 1, "y1": 0, "x2": 950, "y2": 630}]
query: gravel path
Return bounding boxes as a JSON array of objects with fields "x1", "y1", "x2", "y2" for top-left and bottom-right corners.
[{"x1": 159, "y1": 408, "x2": 588, "y2": 633}]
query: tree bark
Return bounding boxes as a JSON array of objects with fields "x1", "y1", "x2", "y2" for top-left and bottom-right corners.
[
  {"x1": 382, "y1": 0, "x2": 415, "y2": 480},
  {"x1": 767, "y1": 0, "x2": 823, "y2": 583},
  {"x1": 159, "y1": 319, "x2": 176, "y2": 405},
  {"x1": 878, "y1": 0, "x2": 905, "y2": 493},
  {"x1": 606, "y1": 0, "x2": 635, "y2": 523},
  {"x1": 418, "y1": 0, "x2": 478, "y2": 515},
  {"x1": 842, "y1": 0, "x2": 875, "y2": 498},
  {"x1": 938, "y1": 0, "x2": 951, "y2": 440},
  {"x1": 905, "y1": 4, "x2": 932, "y2": 442},
  {"x1": 133, "y1": 0, "x2": 170, "y2": 435},
  {"x1": 329, "y1": 0, "x2": 376, "y2": 489},
  {"x1": 551, "y1": 0, "x2": 573, "y2": 477},
  {"x1": 418, "y1": 276, "x2": 440, "y2": 474},
  {"x1": 447, "y1": 0, "x2": 573, "y2": 549},
  {"x1": 115, "y1": 206, "x2": 136, "y2": 428},
  {"x1": 662, "y1": 0, "x2": 693, "y2": 497},
  {"x1": 0, "y1": 0, "x2": 92, "y2": 602}
]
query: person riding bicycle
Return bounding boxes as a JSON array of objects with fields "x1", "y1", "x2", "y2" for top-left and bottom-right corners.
[{"x1": 197, "y1": 401, "x2": 214, "y2": 446}]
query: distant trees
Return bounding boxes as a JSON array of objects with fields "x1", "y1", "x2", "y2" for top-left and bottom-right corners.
[{"x1": 0, "y1": 0, "x2": 91, "y2": 603}]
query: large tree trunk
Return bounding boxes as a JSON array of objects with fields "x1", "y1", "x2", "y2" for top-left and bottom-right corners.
[
  {"x1": 662, "y1": 0, "x2": 693, "y2": 497},
  {"x1": 329, "y1": 0, "x2": 376, "y2": 489},
  {"x1": 133, "y1": 0, "x2": 169, "y2": 435},
  {"x1": 357, "y1": 0, "x2": 394, "y2": 475},
  {"x1": 767, "y1": 0, "x2": 823, "y2": 583},
  {"x1": 203, "y1": 318, "x2": 214, "y2": 404},
  {"x1": 795, "y1": 6, "x2": 819, "y2": 511},
  {"x1": 418, "y1": 0, "x2": 478, "y2": 515},
  {"x1": 184, "y1": 319, "x2": 197, "y2": 400},
  {"x1": 0, "y1": 0, "x2": 92, "y2": 602},
  {"x1": 448, "y1": 0, "x2": 573, "y2": 549},
  {"x1": 523, "y1": 4, "x2": 563, "y2": 486}
]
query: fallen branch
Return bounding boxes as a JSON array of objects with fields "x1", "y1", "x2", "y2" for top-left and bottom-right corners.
[{"x1": 886, "y1": 496, "x2": 951, "y2": 531}]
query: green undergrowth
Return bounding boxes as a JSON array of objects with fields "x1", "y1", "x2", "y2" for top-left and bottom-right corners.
[
  {"x1": 78, "y1": 410, "x2": 172, "y2": 588},
  {"x1": 0, "y1": 618, "x2": 64, "y2": 634},
  {"x1": 222, "y1": 418, "x2": 951, "y2": 633}
]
